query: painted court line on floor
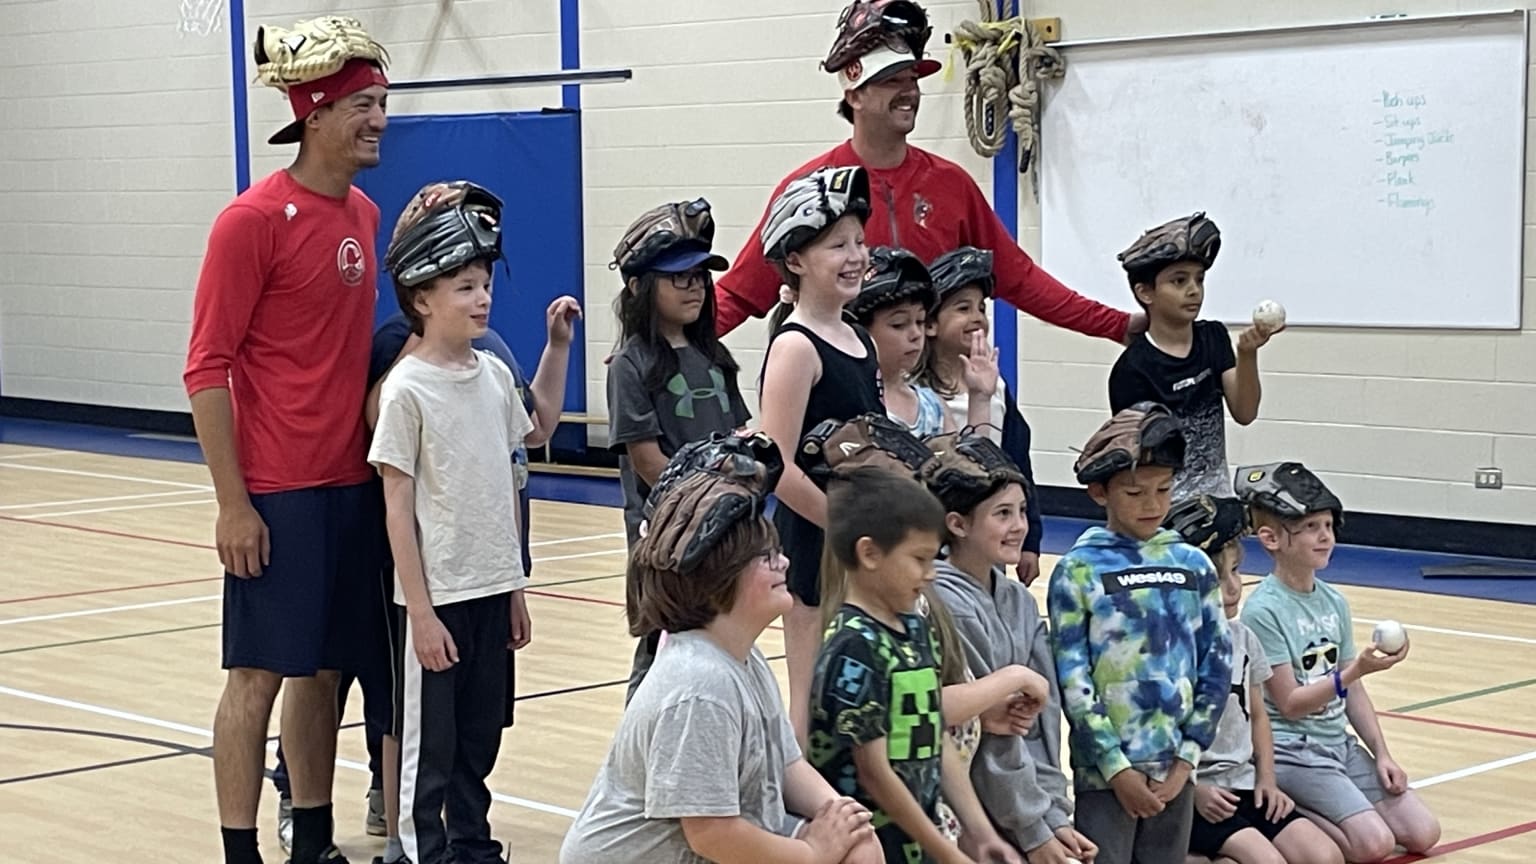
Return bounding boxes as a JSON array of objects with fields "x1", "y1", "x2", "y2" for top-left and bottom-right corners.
[
  {"x1": 527, "y1": 531, "x2": 625, "y2": 548},
  {"x1": 0, "y1": 595, "x2": 221, "y2": 626},
  {"x1": 1410, "y1": 749, "x2": 1536, "y2": 789},
  {"x1": 17, "y1": 497, "x2": 215, "y2": 520},
  {"x1": 1391, "y1": 676, "x2": 1536, "y2": 713},
  {"x1": 0, "y1": 461, "x2": 213, "y2": 491},
  {"x1": 1355, "y1": 616, "x2": 1536, "y2": 647},
  {"x1": 1384, "y1": 818, "x2": 1536, "y2": 864},
  {"x1": 0, "y1": 551, "x2": 626, "y2": 625},
  {"x1": 0, "y1": 489, "x2": 209, "y2": 511},
  {"x1": 1380, "y1": 711, "x2": 1536, "y2": 742},
  {"x1": 0, "y1": 684, "x2": 580, "y2": 818},
  {"x1": 0, "y1": 449, "x2": 70, "y2": 461}
]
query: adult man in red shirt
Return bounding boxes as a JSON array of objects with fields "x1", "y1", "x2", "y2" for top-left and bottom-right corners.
[
  {"x1": 184, "y1": 44, "x2": 388, "y2": 864},
  {"x1": 715, "y1": 0, "x2": 1140, "y2": 343}
]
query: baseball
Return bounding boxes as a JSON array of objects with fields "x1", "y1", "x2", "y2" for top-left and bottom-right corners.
[
  {"x1": 1252, "y1": 299, "x2": 1287, "y2": 333},
  {"x1": 1372, "y1": 619, "x2": 1407, "y2": 654}
]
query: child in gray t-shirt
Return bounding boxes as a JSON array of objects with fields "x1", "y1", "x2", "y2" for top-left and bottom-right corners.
[
  {"x1": 1162, "y1": 496, "x2": 1342, "y2": 864},
  {"x1": 559, "y1": 438, "x2": 879, "y2": 864}
]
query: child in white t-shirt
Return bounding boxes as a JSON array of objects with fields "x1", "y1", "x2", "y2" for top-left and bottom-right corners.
[{"x1": 368, "y1": 181, "x2": 581, "y2": 864}]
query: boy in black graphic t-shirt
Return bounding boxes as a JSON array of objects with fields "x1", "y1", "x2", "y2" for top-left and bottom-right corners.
[{"x1": 1107, "y1": 213, "x2": 1281, "y2": 499}]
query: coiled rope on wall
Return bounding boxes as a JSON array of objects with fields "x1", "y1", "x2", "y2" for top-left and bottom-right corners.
[{"x1": 951, "y1": 0, "x2": 1064, "y2": 192}]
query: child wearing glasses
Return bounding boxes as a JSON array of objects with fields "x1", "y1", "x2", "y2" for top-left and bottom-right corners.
[{"x1": 607, "y1": 199, "x2": 752, "y2": 702}]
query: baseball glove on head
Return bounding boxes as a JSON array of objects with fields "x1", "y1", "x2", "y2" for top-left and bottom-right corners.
[
  {"x1": 824, "y1": 0, "x2": 933, "y2": 74},
  {"x1": 920, "y1": 429, "x2": 1025, "y2": 513},
  {"x1": 635, "y1": 432, "x2": 783, "y2": 572},
  {"x1": 1163, "y1": 495, "x2": 1249, "y2": 552},
  {"x1": 1235, "y1": 461, "x2": 1344, "y2": 525},
  {"x1": 1118, "y1": 211, "x2": 1222, "y2": 283},
  {"x1": 798, "y1": 413, "x2": 935, "y2": 488},
  {"x1": 1074, "y1": 402, "x2": 1186, "y2": 485},
  {"x1": 846, "y1": 246, "x2": 936, "y2": 322},
  {"x1": 254, "y1": 15, "x2": 389, "y2": 90},
  {"x1": 612, "y1": 198, "x2": 728, "y2": 279}
]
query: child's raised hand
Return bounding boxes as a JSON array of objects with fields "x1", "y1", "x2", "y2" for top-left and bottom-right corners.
[
  {"x1": 1108, "y1": 769, "x2": 1165, "y2": 819},
  {"x1": 1236, "y1": 323, "x2": 1282, "y2": 354},
  {"x1": 545, "y1": 295, "x2": 583, "y2": 347},
  {"x1": 1376, "y1": 755, "x2": 1410, "y2": 795},
  {"x1": 961, "y1": 329, "x2": 1000, "y2": 397},
  {"x1": 1194, "y1": 784, "x2": 1240, "y2": 823},
  {"x1": 1253, "y1": 777, "x2": 1295, "y2": 821}
]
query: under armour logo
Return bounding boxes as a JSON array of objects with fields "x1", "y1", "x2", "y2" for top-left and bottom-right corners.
[{"x1": 666, "y1": 368, "x2": 730, "y2": 419}]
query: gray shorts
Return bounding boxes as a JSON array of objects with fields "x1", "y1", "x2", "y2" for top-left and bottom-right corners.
[{"x1": 1273, "y1": 735, "x2": 1384, "y2": 824}]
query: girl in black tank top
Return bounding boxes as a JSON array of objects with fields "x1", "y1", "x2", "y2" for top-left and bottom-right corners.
[{"x1": 756, "y1": 165, "x2": 881, "y2": 745}]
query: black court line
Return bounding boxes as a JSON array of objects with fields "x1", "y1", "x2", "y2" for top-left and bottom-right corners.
[
  {"x1": 0, "y1": 622, "x2": 218, "y2": 656},
  {"x1": 0, "y1": 574, "x2": 621, "y2": 657},
  {"x1": 514, "y1": 653, "x2": 789, "y2": 703},
  {"x1": 0, "y1": 722, "x2": 211, "y2": 785}
]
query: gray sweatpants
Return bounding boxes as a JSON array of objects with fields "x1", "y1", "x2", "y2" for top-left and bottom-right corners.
[{"x1": 1074, "y1": 782, "x2": 1195, "y2": 864}]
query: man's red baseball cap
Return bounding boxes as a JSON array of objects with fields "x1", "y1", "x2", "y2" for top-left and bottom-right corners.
[{"x1": 268, "y1": 58, "x2": 389, "y2": 146}]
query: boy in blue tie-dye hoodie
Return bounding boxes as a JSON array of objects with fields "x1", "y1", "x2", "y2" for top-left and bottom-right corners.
[{"x1": 1047, "y1": 403, "x2": 1232, "y2": 864}]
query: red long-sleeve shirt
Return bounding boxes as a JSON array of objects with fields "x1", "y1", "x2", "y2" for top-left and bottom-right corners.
[
  {"x1": 715, "y1": 141, "x2": 1129, "y2": 342},
  {"x1": 183, "y1": 170, "x2": 379, "y2": 494}
]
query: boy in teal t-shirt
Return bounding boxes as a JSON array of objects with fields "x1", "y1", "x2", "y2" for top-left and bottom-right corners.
[{"x1": 1237, "y1": 462, "x2": 1440, "y2": 863}]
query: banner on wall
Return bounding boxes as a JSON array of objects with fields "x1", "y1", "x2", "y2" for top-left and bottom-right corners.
[{"x1": 356, "y1": 109, "x2": 587, "y2": 451}]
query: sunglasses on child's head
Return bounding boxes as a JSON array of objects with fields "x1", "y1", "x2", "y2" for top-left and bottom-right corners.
[{"x1": 1301, "y1": 644, "x2": 1340, "y2": 671}]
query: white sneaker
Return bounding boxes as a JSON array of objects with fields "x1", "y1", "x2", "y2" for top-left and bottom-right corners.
[{"x1": 277, "y1": 796, "x2": 294, "y2": 854}]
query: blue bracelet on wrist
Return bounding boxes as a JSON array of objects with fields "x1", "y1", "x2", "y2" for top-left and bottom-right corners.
[{"x1": 1332, "y1": 667, "x2": 1349, "y2": 699}]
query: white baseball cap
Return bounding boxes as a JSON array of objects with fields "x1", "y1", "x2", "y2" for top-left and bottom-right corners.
[{"x1": 837, "y1": 43, "x2": 941, "y2": 92}]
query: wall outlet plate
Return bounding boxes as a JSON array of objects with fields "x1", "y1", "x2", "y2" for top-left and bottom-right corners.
[
  {"x1": 1029, "y1": 17, "x2": 1063, "y2": 43},
  {"x1": 1474, "y1": 467, "x2": 1503, "y2": 489}
]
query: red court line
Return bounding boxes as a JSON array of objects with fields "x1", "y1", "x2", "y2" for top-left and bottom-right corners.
[
  {"x1": 0, "y1": 576, "x2": 221, "y2": 605},
  {"x1": 0, "y1": 514, "x2": 213, "y2": 551},
  {"x1": 1378, "y1": 710, "x2": 1536, "y2": 742},
  {"x1": 1383, "y1": 819, "x2": 1536, "y2": 863}
]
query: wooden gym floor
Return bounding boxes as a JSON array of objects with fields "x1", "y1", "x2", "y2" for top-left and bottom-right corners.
[{"x1": 1, "y1": 441, "x2": 1533, "y2": 862}]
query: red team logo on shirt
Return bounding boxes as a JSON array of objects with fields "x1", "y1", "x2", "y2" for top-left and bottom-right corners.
[{"x1": 337, "y1": 238, "x2": 366, "y2": 286}]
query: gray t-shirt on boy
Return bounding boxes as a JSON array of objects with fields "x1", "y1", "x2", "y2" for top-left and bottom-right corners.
[
  {"x1": 1198, "y1": 618, "x2": 1273, "y2": 789},
  {"x1": 559, "y1": 631, "x2": 802, "y2": 864}
]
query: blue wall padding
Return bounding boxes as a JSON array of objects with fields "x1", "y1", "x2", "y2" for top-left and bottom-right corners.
[{"x1": 356, "y1": 110, "x2": 588, "y2": 452}]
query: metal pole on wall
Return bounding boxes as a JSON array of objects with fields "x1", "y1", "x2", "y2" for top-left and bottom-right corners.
[
  {"x1": 229, "y1": 0, "x2": 250, "y2": 192},
  {"x1": 989, "y1": 0, "x2": 1019, "y2": 393}
]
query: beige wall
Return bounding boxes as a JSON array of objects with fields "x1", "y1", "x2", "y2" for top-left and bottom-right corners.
[{"x1": 0, "y1": 0, "x2": 1528, "y2": 526}]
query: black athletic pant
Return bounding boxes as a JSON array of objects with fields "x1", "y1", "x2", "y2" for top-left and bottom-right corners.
[{"x1": 398, "y1": 592, "x2": 511, "y2": 864}]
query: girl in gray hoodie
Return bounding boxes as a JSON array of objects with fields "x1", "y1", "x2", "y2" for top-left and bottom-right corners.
[{"x1": 924, "y1": 431, "x2": 1100, "y2": 864}]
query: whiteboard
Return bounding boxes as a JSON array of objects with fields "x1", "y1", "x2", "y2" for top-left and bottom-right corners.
[{"x1": 1038, "y1": 14, "x2": 1527, "y2": 329}]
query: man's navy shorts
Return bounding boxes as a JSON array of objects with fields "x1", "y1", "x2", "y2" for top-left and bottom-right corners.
[{"x1": 222, "y1": 482, "x2": 386, "y2": 677}]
